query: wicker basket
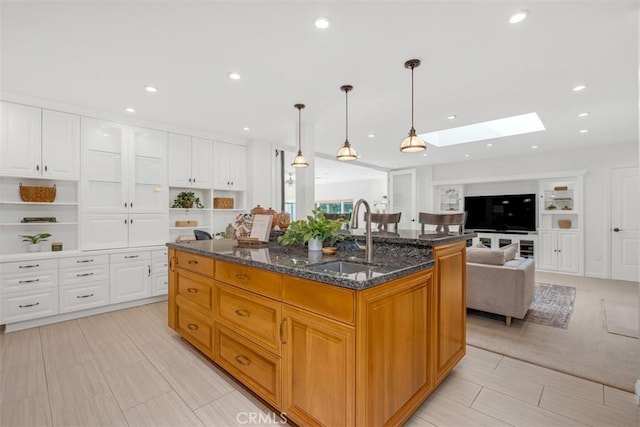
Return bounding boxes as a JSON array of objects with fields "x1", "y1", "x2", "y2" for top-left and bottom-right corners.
[
  {"x1": 19, "y1": 183, "x2": 56, "y2": 202},
  {"x1": 558, "y1": 219, "x2": 572, "y2": 229},
  {"x1": 213, "y1": 197, "x2": 234, "y2": 209}
]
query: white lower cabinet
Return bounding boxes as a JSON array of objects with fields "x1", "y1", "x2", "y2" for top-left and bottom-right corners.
[
  {"x1": 81, "y1": 214, "x2": 168, "y2": 250},
  {"x1": 537, "y1": 230, "x2": 580, "y2": 273},
  {"x1": 59, "y1": 254, "x2": 109, "y2": 313},
  {"x1": 0, "y1": 259, "x2": 59, "y2": 323},
  {"x1": 109, "y1": 251, "x2": 152, "y2": 304},
  {"x1": 151, "y1": 249, "x2": 168, "y2": 296}
]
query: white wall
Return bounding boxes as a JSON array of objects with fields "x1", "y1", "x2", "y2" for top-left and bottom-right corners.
[
  {"x1": 316, "y1": 178, "x2": 387, "y2": 208},
  {"x1": 414, "y1": 142, "x2": 638, "y2": 278}
]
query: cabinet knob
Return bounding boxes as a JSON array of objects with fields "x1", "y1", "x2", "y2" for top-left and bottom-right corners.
[
  {"x1": 234, "y1": 355, "x2": 251, "y2": 366},
  {"x1": 187, "y1": 323, "x2": 199, "y2": 330},
  {"x1": 188, "y1": 178, "x2": 192, "y2": 182},
  {"x1": 36, "y1": 164, "x2": 40, "y2": 171},
  {"x1": 76, "y1": 293, "x2": 94, "y2": 299},
  {"x1": 613, "y1": 227, "x2": 621, "y2": 232},
  {"x1": 44, "y1": 165, "x2": 48, "y2": 172},
  {"x1": 19, "y1": 302, "x2": 40, "y2": 308},
  {"x1": 234, "y1": 309, "x2": 250, "y2": 318}
]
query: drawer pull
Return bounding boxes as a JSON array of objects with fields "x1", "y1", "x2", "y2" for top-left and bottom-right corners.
[
  {"x1": 235, "y1": 273, "x2": 250, "y2": 281},
  {"x1": 124, "y1": 255, "x2": 139, "y2": 259},
  {"x1": 19, "y1": 264, "x2": 39, "y2": 269},
  {"x1": 187, "y1": 323, "x2": 199, "y2": 331},
  {"x1": 235, "y1": 355, "x2": 251, "y2": 366},
  {"x1": 188, "y1": 260, "x2": 199, "y2": 265},
  {"x1": 19, "y1": 302, "x2": 40, "y2": 308},
  {"x1": 19, "y1": 279, "x2": 40, "y2": 284},
  {"x1": 76, "y1": 272, "x2": 94, "y2": 277},
  {"x1": 77, "y1": 259, "x2": 94, "y2": 263},
  {"x1": 234, "y1": 309, "x2": 250, "y2": 318},
  {"x1": 186, "y1": 288, "x2": 198, "y2": 293},
  {"x1": 280, "y1": 318, "x2": 287, "y2": 344},
  {"x1": 76, "y1": 293, "x2": 94, "y2": 299}
]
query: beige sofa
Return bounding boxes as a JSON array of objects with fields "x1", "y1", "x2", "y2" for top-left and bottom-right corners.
[{"x1": 466, "y1": 246, "x2": 535, "y2": 326}]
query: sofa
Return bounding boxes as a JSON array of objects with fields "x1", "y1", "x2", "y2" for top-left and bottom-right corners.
[{"x1": 466, "y1": 243, "x2": 535, "y2": 326}]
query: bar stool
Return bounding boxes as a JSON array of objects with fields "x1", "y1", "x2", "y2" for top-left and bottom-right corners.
[
  {"x1": 418, "y1": 212, "x2": 467, "y2": 234},
  {"x1": 369, "y1": 212, "x2": 402, "y2": 232}
]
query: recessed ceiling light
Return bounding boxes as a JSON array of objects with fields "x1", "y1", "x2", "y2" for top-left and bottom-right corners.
[
  {"x1": 573, "y1": 84, "x2": 587, "y2": 92},
  {"x1": 367, "y1": 134, "x2": 375, "y2": 138},
  {"x1": 447, "y1": 115, "x2": 457, "y2": 120},
  {"x1": 486, "y1": 143, "x2": 493, "y2": 147},
  {"x1": 357, "y1": 155, "x2": 362, "y2": 159},
  {"x1": 314, "y1": 17, "x2": 331, "y2": 29},
  {"x1": 422, "y1": 153, "x2": 428, "y2": 157},
  {"x1": 509, "y1": 10, "x2": 528, "y2": 24},
  {"x1": 229, "y1": 72, "x2": 241, "y2": 80},
  {"x1": 464, "y1": 154, "x2": 470, "y2": 158},
  {"x1": 242, "y1": 127, "x2": 250, "y2": 131},
  {"x1": 102, "y1": 133, "x2": 110, "y2": 137},
  {"x1": 578, "y1": 112, "x2": 590, "y2": 117},
  {"x1": 531, "y1": 145, "x2": 539, "y2": 149},
  {"x1": 579, "y1": 129, "x2": 589, "y2": 133},
  {"x1": 125, "y1": 107, "x2": 135, "y2": 113},
  {"x1": 144, "y1": 85, "x2": 158, "y2": 93}
]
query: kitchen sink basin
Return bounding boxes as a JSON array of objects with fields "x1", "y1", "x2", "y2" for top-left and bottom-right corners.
[{"x1": 308, "y1": 261, "x2": 377, "y2": 274}]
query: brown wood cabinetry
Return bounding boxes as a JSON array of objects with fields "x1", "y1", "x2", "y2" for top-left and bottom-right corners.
[{"x1": 168, "y1": 243, "x2": 465, "y2": 427}]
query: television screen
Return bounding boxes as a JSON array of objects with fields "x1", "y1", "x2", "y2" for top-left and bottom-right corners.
[{"x1": 464, "y1": 193, "x2": 536, "y2": 232}]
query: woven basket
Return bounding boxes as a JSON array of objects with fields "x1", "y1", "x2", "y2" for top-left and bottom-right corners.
[
  {"x1": 558, "y1": 219, "x2": 572, "y2": 229},
  {"x1": 19, "y1": 183, "x2": 56, "y2": 203},
  {"x1": 214, "y1": 197, "x2": 234, "y2": 209}
]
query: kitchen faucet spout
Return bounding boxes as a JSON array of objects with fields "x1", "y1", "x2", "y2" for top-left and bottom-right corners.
[{"x1": 351, "y1": 199, "x2": 373, "y2": 262}]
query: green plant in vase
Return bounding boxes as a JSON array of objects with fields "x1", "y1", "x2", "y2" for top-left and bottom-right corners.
[
  {"x1": 278, "y1": 207, "x2": 347, "y2": 249},
  {"x1": 20, "y1": 232, "x2": 52, "y2": 252},
  {"x1": 171, "y1": 191, "x2": 204, "y2": 209}
]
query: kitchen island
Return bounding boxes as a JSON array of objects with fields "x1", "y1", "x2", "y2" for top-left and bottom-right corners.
[{"x1": 167, "y1": 232, "x2": 470, "y2": 426}]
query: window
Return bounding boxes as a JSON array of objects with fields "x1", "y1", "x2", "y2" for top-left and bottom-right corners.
[
  {"x1": 315, "y1": 200, "x2": 353, "y2": 214},
  {"x1": 284, "y1": 202, "x2": 296, "y2": 220}
]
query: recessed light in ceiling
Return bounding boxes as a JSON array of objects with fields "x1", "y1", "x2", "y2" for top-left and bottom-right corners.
[
  {"x1": 314, "y1": 17, "x2": 331, "y2": 29},
  {"x1": 421, "y1": 112, "x2": 545, "y2": 147},
  {"x1": 578, "y1": 112, "x2": 590, "y2": 117},
  {"x1": 229, "y1": 72, "x2": 241, "y2": 80},
  {"x1": 368, "y1": 134, "x2": 375, "y2": 138},
  {"x1": 531, "y1": 145, "x2": 539, "y2": 149},
  {"x1": 422, "y1": 153, "x2": 428, "y2": 157},
  {"x1": 579, "y1": 129, "x2": 589, "y2": 133},
  {"x1": 486, "y1": 143, "x2": 493, "y2": 147},
  {"x1": 509, "y1": 10, "x2": 529, "y2": 24},
  {"x1": 144, "y1": 85, "x2": 158, "y2": 93},
  {"x1": 125, "y1": 107, "x2": 135, "y2": 113},
  {"x1": 447, "y1": 115, "x2": 457, "y2": 120},
  {"x1": 242, "y1": 127, "x2": 250, "y2": 131},
  {"x1": 573, "y1": 84, "x2": 587, "y2": 92},
  {"x1": 464, "y1": 154, "x2": 470, "y2": 157}
]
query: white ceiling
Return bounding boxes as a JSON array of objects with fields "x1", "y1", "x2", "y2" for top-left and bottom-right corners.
[{"x1": 1, "y1": 1, "x2": 638, "y2": 172}]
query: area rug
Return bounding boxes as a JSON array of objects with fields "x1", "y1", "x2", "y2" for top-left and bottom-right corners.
[
  {"x1": 524, "y1": 283, "x2": 576, "y2": 328},
  {"x1": 603, "y1": 300, "x2": 639, "y2": 338}
]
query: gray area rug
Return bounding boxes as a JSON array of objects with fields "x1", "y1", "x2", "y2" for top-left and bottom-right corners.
[
  {"x1": 524, "y1": 283, "x2": 576, "y2": 329},
  {"x1": 603, "y1": 300, "x2": 639, "y2": 338}
]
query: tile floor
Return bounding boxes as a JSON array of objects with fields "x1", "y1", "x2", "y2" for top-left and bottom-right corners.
[{"x1": 1, "y1": 301, "x2": 638, "y2": 427}]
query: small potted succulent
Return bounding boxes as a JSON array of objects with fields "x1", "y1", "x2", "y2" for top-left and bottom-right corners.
[
  {"x1": 20, "y1": 233, "x2": 52, "y2": 252},
  {"x1": 278, "y1": 208, "x2": 347, "y2": 252},
  {"x1": 171, "y1": 191, "x2": 204, "y2": 209}
]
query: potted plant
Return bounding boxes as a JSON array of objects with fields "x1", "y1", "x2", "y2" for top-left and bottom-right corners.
[
  {"x1": 278, "y1": 208, "x2": 347, "y2": 252},
  {"x1": 171, "y1": 191, "x2": 204, "y2": 209},
  {"x1": 20, "y1": 233, "x2": 52, "y2": 252}
]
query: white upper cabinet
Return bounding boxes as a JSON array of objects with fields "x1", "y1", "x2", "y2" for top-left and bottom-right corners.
[
  {"x1": 167, "y1": 133, "x2": 212, "y2": 189},
  {"x1": 213, "y1": 141, "x2": 246, "y2": 191},
  {"x1": 129, "y1": 126, "x2": 168, "y2": 213},
  {"x1": 0, "y1": 102, "x2": 80, "y2": 180}
]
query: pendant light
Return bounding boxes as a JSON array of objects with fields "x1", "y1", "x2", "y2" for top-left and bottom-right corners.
[
  {"x1": 336, "y1": 85, "x2": 357, "y2": 161},
  {"x1": 291, "y1": 104, "x2": 309, "y2": 168},
  {"x1": 400, "y1": 59, "x2": 427, "y2": 153}
]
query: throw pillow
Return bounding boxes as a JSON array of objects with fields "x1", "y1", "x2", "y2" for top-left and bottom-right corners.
[
  {"x1": 501, "y1": 243, "x2": 519, "y2": 261},
  {"x1": 466, "y1": 247, "x2": 505, "y2": 265}
]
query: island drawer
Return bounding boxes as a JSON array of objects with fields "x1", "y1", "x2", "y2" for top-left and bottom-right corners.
[
  {"x1": 176, "y1": 301, "x2": 214, "y2": 356},
  {"x1": 215, "y1": 260, "x2": 281, "y2": 300},
  {"x1": 213, "y1": 323, "x2": 281, "y2": 408},
  {"x1": 176, "y1": 251, "x2": 214, "y2": 278},
  {"x1": 177, "y1": 269, "x2": 214, "y2": 311},
  {"x1": 283, "y1": 277, "x2": 355, "y2": 325},
  {"x1": 214, "y1": 281, "x2": 281, "y2": 354}
]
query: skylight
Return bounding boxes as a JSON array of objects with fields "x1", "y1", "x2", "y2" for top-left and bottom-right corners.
[{"x1": 420, "y1": 112, "x2": 545, "y2": 147}]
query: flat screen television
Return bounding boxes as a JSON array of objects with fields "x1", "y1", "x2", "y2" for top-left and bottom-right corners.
[{"x1": 464, "y1": 193, "x2": 536, "y2": 232}]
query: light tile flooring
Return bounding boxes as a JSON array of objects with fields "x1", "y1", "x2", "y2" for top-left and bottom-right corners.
[{"x1": 1, "y1": 302, "x2": 639, "y2": 427}]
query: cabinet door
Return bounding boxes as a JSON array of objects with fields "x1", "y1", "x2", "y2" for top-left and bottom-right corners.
[
  {"x1": 110, "y1": 259, "x2": 151, "y2": 304},
  {"x1": 42, "y1": 109, "x2": 80, "y2": 180},
  {"x1": 81, "y1": 214, "x2": 128, "y2": 250},
  {"x1": 191, "y1": 137, "x2": 212, "y2": 189},
  {"x1": 212, "y1": 141, "x2": 230, "y2": 190},
  {"x1": 167, "y1": 133, "x2": 192, "y2": 187},
  {"x1": 538, "y1": 231, "x2": 558, "y2": 270},
  {"x1": 0, "y1": 101, "x2": 42, "y2": 177},
  {"x1": 128, "y1": 213, "x2": 168, "y2": 247},
  {"x1": 558, "y1": 231, "x2": 579, "y2": 273},
  {"x1": 129, "y1": 127, "x2": 168, "y2": 213},
  {"x1": 228, "y1": 144, "x2": 246, "y2": 191},
  {"x1": 82, "y1": 117, "x2": 128, "y2": 213},
  {"x1": 152, "y1": 273, "x2": 168, "y2": 296},
  {"x1": 282, "y1": 305, "x2": 355, "y2": 427}
]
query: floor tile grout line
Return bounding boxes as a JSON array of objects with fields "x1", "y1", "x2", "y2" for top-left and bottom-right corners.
[{"x1": 37, "y1": 325, "x2": 55, "y2": 426}]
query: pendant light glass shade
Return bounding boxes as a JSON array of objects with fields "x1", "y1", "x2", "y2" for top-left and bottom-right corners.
[
  {"x1": 401, "y1": 59, "x2": 426, "y2": 153},
  {"x1": 336, "y1": 85, "x2": 357, "y2": 161},
  {"x1": 291, "y1": 104, "x2": 309, "y2": 168}
]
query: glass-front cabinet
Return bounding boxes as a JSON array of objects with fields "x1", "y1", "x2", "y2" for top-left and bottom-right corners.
[{"x1": 437, "y1": 185, "x2": 463, "y2": 213}]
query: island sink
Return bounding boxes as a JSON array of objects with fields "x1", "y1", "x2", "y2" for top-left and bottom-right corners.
[{"x1": 307, "y1": 260, "x2": 379, "y2": 274}]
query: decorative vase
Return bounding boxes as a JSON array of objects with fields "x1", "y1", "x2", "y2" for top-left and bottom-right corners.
[
  {"x1": 27, "y1": 243, "x2": 40, "y2": 252},
  {"x1": 308, "y1": 237, "x2": 322, "y2": 252}
]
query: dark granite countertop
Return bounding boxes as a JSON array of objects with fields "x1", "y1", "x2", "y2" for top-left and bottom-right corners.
[{"x1": 167, "y1": 231, "x2": 473, "y2": 290}]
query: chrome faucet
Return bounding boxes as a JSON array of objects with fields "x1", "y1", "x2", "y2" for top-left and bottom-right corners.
[{"x1": 351, "y1": 199, "x2": 373, "y2": 262}]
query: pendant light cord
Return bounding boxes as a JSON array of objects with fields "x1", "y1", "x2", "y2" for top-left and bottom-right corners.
[
  {"x1": 411, "y1": 64, "x2": 415, "y2": 130},
  {"x1": 298, "y1": 107, "x2": 301, "y2": 151},
  {"x1": 345, "y1": 89, "x2": 349, "y2": 140}
]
